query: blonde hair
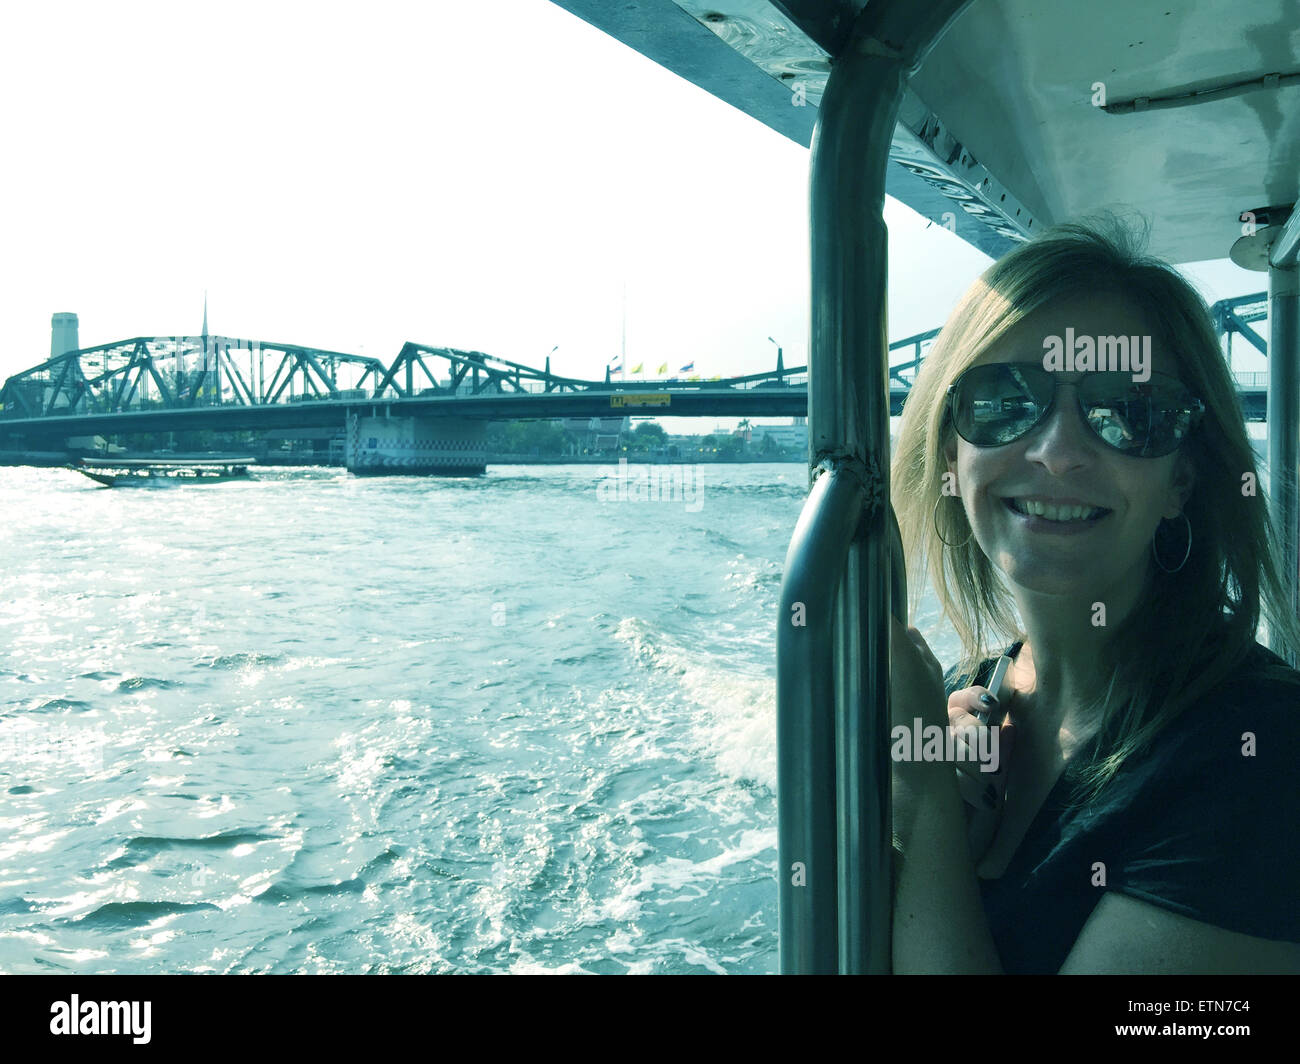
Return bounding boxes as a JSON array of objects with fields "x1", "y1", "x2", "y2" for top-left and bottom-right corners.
[{"x1": 891, "y1": 215, "x2": 1300, "y2": 805}]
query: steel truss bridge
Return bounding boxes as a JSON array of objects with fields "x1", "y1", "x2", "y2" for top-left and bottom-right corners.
[
  {"x1": 0, "y1": 334, "x2": 817, "y2": 439},
  {"x1": 0, "y1": 293, "x2": 1271, "y2": 441}
]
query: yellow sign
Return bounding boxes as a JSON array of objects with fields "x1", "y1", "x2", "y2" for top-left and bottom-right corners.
[{"x1": 611, "y1": 393, "x2": 671, "y2": 408}]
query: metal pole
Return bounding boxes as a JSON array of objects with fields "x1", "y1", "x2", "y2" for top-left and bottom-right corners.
[
  {"x1": 778, "y1": 463, "x2": 868, "y2": 974},
  {"x1": 777, "y1": 0, "x2": 972, "y2": 974},
  {"x1": 1268, "y1": 254, "x2": 1299, "y2": 663}
]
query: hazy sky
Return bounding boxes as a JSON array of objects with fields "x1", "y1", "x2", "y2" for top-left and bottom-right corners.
[{"x1": 0, "y1": 0, "x2": 1271, "y2": 431}]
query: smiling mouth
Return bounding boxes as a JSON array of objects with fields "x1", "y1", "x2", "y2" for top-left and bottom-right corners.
[{"x1": 1005, "y1": 498, "x2": 1111, "y2": 522}]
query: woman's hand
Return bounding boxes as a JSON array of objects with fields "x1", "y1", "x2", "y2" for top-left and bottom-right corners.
[
  {"x1": 889, "y1": 619, "x2": 948, "y2": 734},
  {"x1": 889, "y1": 620, "x2": 953, "y2": 806},
  {"x1": 948, "y1": 687, "x2": 1016, "y2": 862},
  {"x1": 888, "y1": 619, "x2": 1018, "y2": 863}
]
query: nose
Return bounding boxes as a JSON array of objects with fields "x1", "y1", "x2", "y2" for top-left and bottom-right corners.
[{"x1": 1021, "y1": 384, "x2": 1097, "y2": 473}]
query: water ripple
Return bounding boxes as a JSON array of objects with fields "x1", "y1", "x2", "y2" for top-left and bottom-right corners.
[{"x1": 0, "y1": 463, "x2": 831, "y2": 974}]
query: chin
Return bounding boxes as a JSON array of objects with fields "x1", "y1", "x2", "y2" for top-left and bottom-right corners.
[{"x1": 994, "y1": 552, "x2": 1105, "y2": 597}]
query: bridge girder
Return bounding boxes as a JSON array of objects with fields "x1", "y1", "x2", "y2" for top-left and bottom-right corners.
[
  {"x1": 0, "y1": 293, "x2": 1267, "y2": 439},
  {"x1": 1, "y1": 333, "x2": 809, "y2": 427}
]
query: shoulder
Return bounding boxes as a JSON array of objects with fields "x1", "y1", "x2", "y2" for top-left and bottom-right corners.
[
  {"x1": 1098, "y1": 640, "x2": 1300, "y2": 943},
  {"x1": 1111, "y1": 640, "x2": 1300, "y2": 804},
  {"x1": 1160, "y1": 641, "x2": 1300, "y2": 766}
]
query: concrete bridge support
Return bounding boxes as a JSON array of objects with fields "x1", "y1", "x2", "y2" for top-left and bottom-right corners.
[{"x1": 344, "y1": 413, "x2": 486, "y2": 476}]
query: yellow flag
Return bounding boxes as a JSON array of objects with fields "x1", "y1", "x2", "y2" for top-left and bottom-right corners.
[
  {"x1": 631, "y1": 363, "x2": 643, "y2": 374},
  {"x1": 657, "y1": 362, "x2": 668, "y2": 374}
]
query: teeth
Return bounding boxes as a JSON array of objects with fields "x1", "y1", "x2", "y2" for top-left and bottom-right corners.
[{"x1": 1013, "y1": 499, "x2": 1103, "y2": 521}]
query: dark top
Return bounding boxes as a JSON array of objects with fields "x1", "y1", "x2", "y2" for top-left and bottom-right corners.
[{"x1": 944, "y1": 639, "x2": 1300, "y2": 974}]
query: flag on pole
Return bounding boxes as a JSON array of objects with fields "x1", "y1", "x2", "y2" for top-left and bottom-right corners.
[
  {"x1": 657, "y1": 362, "x2": 668, "y2": 374},
  {"x1": 680, "y1": 361, "x2": 695, "y2": 372},
  {"x1": 631, "y1": 362, "x2": 643, "y2": 374},
  {"x1": 610, "y1": 357, "x2": 623, "y2": 372}
]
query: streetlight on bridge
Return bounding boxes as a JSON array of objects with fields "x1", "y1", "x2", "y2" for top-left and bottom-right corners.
[
  {"x1": 768, "y1": 336, "x2": 785, "y2": 375},
  {"x1": 543, "y1": 345, "x2": 558, "y2": 389}
]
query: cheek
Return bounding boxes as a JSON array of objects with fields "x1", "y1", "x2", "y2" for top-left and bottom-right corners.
[
  {"x1": 955, "y1": 446, "x2": 1004, "y2": 498},
  {"x1": 953, "y1": 444, "x2": 977, "y2": 491},
  {"x1": 1126, "y1": 464, "x2": 1178, "y2": 516}
]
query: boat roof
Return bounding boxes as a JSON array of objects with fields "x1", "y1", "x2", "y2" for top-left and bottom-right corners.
[
  {"x1": 552, "y1": 1, "x2": 1300, "y2": 264},
  {"x1": 80, "y1": 457, "x2": 255, "y2": 468}
]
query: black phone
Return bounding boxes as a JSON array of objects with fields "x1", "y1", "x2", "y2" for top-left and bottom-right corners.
[{"x1": 974, "y1": 654, "x2": 1012, "y2": 727}]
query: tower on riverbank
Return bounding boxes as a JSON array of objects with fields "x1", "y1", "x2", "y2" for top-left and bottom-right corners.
[{"x1": 51, "y1": 313, "x2": 79, "y2": 358}]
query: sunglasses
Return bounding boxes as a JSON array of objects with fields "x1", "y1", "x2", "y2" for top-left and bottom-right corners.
[{"x1": 946, "y1": 362, "x2": 1204, "y2": 458}]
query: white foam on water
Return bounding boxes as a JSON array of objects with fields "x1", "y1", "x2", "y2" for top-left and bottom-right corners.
[
  {"x1": 597, "y1": 825, "x2": 775, "y2": 925},
  {"x1": 508, "y1": 956, "x2": 596, "y2": 975},
  {"x1": 614, "y1": 617, "x2": 776, "y2": 791}
]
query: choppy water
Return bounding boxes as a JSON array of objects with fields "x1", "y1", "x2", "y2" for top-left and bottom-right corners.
[{"x1": 0, "y1": 462, "x2": 955, "y2": 974}]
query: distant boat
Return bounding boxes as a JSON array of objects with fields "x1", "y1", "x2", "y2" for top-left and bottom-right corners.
[{"x1": 70, "y1": 456, "x2": 256, "y2": 487}]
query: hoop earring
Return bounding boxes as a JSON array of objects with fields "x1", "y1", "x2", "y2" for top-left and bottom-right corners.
[
  {"x1": 1152, "y1": 512, "x2": 1192, "y2": 574},
  {"x1": 933, "y1": 494, "x2": 972, "y2": 548}
]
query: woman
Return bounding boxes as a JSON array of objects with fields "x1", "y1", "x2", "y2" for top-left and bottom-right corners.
[{"x1": 888, "y1": 218, "x2": 1300, "y2": 974}]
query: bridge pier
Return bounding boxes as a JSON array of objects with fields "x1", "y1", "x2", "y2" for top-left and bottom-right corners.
[{"x1": 344, "y1": 413, "x2": 486, "y2": 476}]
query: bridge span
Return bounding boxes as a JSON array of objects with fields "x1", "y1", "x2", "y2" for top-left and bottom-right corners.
[
  {"x1": 0, "y1": 332, "x2": 846, "y2": 473},
  {"x1": 0, "y1": 334, "x2": 836, "y2": 439},
  {"x1": 0, "y1": 293, "x2": 1272, "y2": 472}
]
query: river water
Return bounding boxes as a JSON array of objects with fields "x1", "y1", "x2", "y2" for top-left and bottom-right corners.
[{"x1": 0, "y1": 461, "x2": 957, "y2": 974}]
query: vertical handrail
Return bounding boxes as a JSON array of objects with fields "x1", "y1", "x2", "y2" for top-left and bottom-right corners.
[
  {"x1": 1268, "y1": 221, "x2": 1299, "y2": 663},
  {"x1": 776, "y1": 0, "x2": 973, "y2": 974},
  {"x1": 830, "y1": 469, "x2": 894, "y2": 974},
  {"x1": 777, "y1": 461, "x2": 869, "y2": 973}
]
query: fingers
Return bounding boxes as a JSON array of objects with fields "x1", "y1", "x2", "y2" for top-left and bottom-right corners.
[
  {"x1": 891, "y1": 620, "x2": 940, "y2": 663},
  {"x1": 948, "y1": 685, "x2": 992, "y2": 722},
  {"x1": 892, "y1": 641, "x2": 1015, "y2": 820},
  {"x1": 905, "y1": 625, "x2": 942, "y2": 669},
  {"x1": 947, "y1": 687, "x2": 1014, "y2": 813},
  {"x1": 952, "y1": 738, "x2": 1005, "y2": 806},
  {"x1": 890, "y1": 622, "x2": 945, "y2": 705},
  {"x1": 947, "y1": 682, "x2": 1016, "y2": 861}
]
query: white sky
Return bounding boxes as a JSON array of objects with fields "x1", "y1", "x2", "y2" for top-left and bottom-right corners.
[{"x1": 0, "y1": 0, "x2": 1272, "y2": 434}]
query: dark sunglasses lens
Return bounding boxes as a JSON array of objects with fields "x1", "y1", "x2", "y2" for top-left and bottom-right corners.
[
  {"x1": 953, "y1": 364, "x2": 1051, "y2": 445},
  {"x1": 952, "y1": 365, "x2": 1201, "y2": 455},
  {"x1": 1079, "y1": 375, "x2": 1199, "y2": 457}
]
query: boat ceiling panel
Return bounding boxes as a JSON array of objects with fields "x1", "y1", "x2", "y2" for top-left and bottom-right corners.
[
  {"x1": 551, "y1": 0, "x2": 1300, "y2": 263},
  {"x1": 550, "y1": 0, "x2": 1024, "y2": 258},
  {"x1": 913, "y1": 1, "x2": 1300, "y2": 262}
]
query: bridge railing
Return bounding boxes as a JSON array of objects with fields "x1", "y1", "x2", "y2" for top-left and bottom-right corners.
[{"x1": 1233, "y1": 371, "x2": 1269, "y2": 390}]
